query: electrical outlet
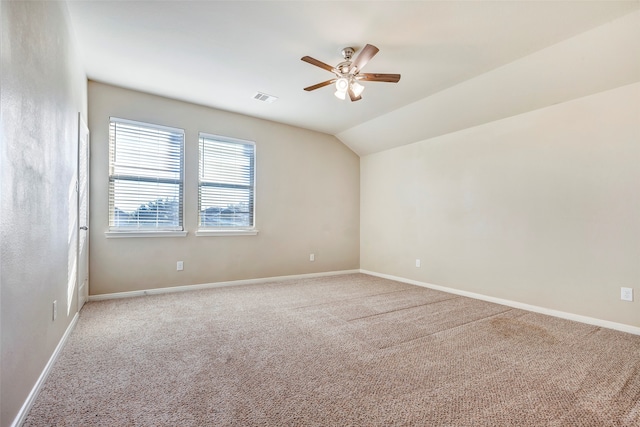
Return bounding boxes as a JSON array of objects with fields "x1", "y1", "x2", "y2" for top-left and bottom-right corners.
[
  {"x1": 621, "y1": 287, "x2": 633, "y2": 302},
  {"x1": 309, "y1": 253, "x2": 315, "y2": 262},
  {"x1": 415, "y1": 259, "x2": 421, "y2": 268},
  {"x1": 52, "y1": 300, "x2": 57, "y2": 321},
  {"x1": 176, "y1": 261, "x2": 184, "y2": 271}
]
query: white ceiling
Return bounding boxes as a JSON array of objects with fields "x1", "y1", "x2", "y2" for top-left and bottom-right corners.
[{"x1": 66, "y1": 1, "x2": 640, "y2": 155}]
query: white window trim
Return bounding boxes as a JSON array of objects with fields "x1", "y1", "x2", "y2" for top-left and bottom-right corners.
[
  {"x1": 105, "y1": 231, "x2": 188, "y2": 239},
  {"x1": 195, "y1": 229, "x2": 258, "y2": 237}
]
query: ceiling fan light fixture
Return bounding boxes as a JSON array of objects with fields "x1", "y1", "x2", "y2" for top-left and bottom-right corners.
[
  {"x1": 334, "y1": 89, "x2": 347, "y2": 100},
  {"x1": 335, "y1": 78, "x2": 349, "y2": 92},
  {"x1": 351, "y1": 80, "x2": 365, "y2": 97}
]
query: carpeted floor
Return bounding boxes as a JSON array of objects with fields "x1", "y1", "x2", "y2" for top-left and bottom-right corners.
[{"x1": 24, "y1": 273, "x2": 640, "y2": 426}]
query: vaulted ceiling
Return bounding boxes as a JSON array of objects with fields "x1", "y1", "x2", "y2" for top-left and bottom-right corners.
[{"x1": 67, "y1": 1, "x2": 640, "y2": 155}]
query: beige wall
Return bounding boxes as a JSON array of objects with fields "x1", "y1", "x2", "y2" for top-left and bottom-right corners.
[
  {"x1": 88, "y1": 82, "x2": 360, "y2": 295},
  {"x1": 361, "y1": 82, "x2": 640, "y2": 328},
  {"x1": 0, "y1": 1, "x2": 88, "y2": 426}
]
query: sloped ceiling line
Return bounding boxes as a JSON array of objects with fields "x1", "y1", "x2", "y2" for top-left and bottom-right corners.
[{"x1": 338, "y1": 10, "x2": 640, "y2": 156}]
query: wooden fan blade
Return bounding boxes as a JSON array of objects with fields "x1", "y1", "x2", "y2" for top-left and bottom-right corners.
[
  {"x1": 351, "y1": 44, "x2": 379, "y2": 72},
  {"x1": 348, "y1": 87, "x2": 362, "y2": 102},
  {"x1": 301, "y1": 56, "x2": 335, "y2": 72},
  {"x1": 359, "y1": 73, "x2": 401, "y2": 83},
  {"x1": 304, "y1": 79, "x2": 336, "y2": 91}
]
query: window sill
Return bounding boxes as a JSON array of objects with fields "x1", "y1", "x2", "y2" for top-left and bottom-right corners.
[
  {"x1": 196, "y1": 229, "x2": 259, "y2": 237},
  {"x1": 105, "y1": 231, "x2": 188, "y2": 238}
]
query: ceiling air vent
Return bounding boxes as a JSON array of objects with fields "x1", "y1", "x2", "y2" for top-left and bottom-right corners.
[{"x1": 253, "y1": 92, "x2": 278, "y2": 103}]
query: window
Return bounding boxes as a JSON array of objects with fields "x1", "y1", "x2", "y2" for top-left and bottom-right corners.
[
  {"x1": 108, "y1": 118, "x2": 184, "y2": 233},
  {"x1": 198, "y1": 133, "x2": 255, "y2": 233}
]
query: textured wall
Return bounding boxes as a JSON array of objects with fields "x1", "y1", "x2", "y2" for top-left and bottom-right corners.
[
  {"x1": 361, "y1": 82, "x2": 640, "y2": 328},
  {"x1": 0, "y1": 2, "x2": 87, "y2": 426},
  {"x1": 88, "y1": 82, "x2": 360, "y2": 296}
]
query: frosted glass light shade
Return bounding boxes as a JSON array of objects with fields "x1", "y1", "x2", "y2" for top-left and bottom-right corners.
[
  {"x1": 351, "y1": 81, "x2": 364, "y2": 97},
  {"x1": 335, "y1": 78, "x2": 349, "y2": 92}
]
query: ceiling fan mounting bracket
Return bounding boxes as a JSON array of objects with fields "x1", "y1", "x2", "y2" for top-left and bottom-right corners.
[{"x1": 341, "y1": 47, "x2": 356, "y2": 61}]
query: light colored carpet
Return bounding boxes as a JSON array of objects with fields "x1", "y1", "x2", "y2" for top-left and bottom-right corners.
[{"x1": 24, "y1": 273, "x2": 640, "y2": 426}]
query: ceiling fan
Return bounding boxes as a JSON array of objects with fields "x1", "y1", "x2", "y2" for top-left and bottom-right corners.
[{"x1": 301, "y1": 44, "x2": 401, "y2": 101}]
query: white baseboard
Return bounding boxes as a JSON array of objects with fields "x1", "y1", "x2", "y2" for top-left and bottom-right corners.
[
  {"x1": 89, "y1": 269, "x2": 361, "y2": 301},
  {"x1": 360, "y1": 269, "x2": 640, "y2": 336},
  {"x1": 12, "y1": 312, "x2": 80, "y2": 427}
]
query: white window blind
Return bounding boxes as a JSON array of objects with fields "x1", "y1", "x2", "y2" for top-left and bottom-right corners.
[
  {"x1": 199, "y1": 133, "x2": 255, "y2": 229},
  {"x1": 109, "y1": 118, "x2": 184, "y2": 231}
]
